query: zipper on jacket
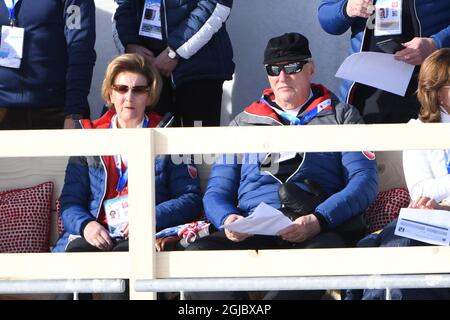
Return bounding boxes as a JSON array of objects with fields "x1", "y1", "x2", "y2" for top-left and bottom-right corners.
[
  {"x1": 162, "y1": 0, "x2": 169, "y2": 42},
  {"x1": 411, "y1": 0, "x2": 422, "y2": 37},
  {"x1": 285, "y1": 153, "x2": 306, "y2": 183},
  {"x1": 79, "y1": 120, "x2": 108, "y2": 220},
  {"x1": 97, "y1": 155, "x2": 108, "y2": 219}
]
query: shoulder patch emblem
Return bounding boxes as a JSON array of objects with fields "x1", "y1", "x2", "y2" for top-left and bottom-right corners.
[
  {"x1": 362, "y1": 151, "x2": 376, "y2": 160},
  {"x1": 187, "y1": 164, "x2": 198, "y2": 179}
]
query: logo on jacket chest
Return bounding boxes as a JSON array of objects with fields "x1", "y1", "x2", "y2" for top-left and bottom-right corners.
[{"x1": 362, "y1": 151, "x2": 376, "y2": 160}]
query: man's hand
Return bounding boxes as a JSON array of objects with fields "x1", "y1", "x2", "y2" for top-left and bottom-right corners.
[
  {"x1": 278, "y1": 214, "x2": 321, "y2": 243},
  {"x1": 394, "y1": 37, "x2": 437, "y2": 65},
  {"x1": 126, "y1": 44, "x2": 156, "y2": 65},
  {"x1": 346, "y1": 0, "x2": 374, "y2": 18},
  {"x1": 154, "y1": 50, "x2": 178, "y2": 77},
  {"x1": 224, "y1": 214, "x2": 250, "y2": 242},
  {"x1": 83, "y1": 221, "x2": 113, "y2": 251}
]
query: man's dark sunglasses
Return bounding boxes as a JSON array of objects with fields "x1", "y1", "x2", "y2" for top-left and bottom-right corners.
[
  {"x1": 265, "y1": 60, "x2": 310, "y2": 77},
  {"x1": 112, "y1": 84, "x2": 150, "y2": 95}
]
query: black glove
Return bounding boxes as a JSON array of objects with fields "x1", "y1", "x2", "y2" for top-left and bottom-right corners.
[
  {"x1": 278, "y1": 180, "x2": 326, "y2": 220},
  {"x1": 278, "y1": 181, "x2": 367, "y2": 243}
]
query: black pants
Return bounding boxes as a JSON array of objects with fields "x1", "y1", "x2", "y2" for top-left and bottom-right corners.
[
  {"x1": 153, "y1": 78, "x2": 224, "y2": 127},
  {"x1": 0, "y1": 107, "x2": 66, "y2": 129},
  {"x1": 185, "y1": 230, "x2": 347, "y2": 300},
  {"x1": 59, "y1": 237, "x2": 129, "y2": 300}
]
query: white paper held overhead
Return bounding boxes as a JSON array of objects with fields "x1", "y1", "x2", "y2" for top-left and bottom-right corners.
[{"x1": 335, "y1": 52, "x2": 414, "y2": 97}]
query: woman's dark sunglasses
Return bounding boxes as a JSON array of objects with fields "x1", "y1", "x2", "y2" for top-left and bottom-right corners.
[
  {"x1": 112, "y1": 84, "x2": 150, "y2": 95},
  {"x1": 265, "y1": 61, "x2": 309, "y2": 77}
]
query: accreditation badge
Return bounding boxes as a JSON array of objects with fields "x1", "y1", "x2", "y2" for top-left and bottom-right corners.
[
  {"x1": 139, "y1": 0, "x2": 162, "y2": 40},
  {"x1": 103, "y1": 195, "x2": 129, "y2": 238},
  {"x1": 375, "y1": 0, "x2": 402, "y2": 36},
  {"x1": 0, "y1": 25, "x2": 24, "y2": 68}
]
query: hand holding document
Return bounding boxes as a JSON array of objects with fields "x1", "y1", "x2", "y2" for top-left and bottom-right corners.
[
  {"x1": 222, "y1": 202, "x2": 293, "y2": 236},
  {"x1": 335, "y1": 52, "x2": 415, "y2": 96},
  {"x1": 394, "y1": 208, "x2": 450, "y2": 246}
]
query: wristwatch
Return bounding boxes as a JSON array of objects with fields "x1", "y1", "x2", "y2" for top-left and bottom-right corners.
[{"x1": 167, "y1": 46, "x2": 178, "y2": 59}]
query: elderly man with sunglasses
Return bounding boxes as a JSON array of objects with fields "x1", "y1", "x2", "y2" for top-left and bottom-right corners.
[{"x1": 185, "y1": 32, "x2": 378, "y2": 300}]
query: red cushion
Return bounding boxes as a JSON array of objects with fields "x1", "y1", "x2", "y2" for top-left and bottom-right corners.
[
  {"x1": 364, "y1": 187, "x2": 411, "y2": 233},
  {"x1": 0, "y1": 182, "x2": 53, "y2": 253}
]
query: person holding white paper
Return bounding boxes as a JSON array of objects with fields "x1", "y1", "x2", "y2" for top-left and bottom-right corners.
[
  {"x1": 185, "y1": 33, "x2": 378, "y2": 300},
  {"x1": 346, "y1": 49, "x2": 450, "y2": 300},
  {"x1": 319, "y1": 0, "x2": 450, "y2": 123}
]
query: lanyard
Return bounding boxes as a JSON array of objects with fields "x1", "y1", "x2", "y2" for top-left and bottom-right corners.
[
  {"x1": 295, "y1": 98, "x2": 332, "y2": 125},
  {"x1": 4, "y1": 0, "x2": 17, "y2": 26},
  {"x1": 111, "y1": 116, "x2": 149, "y2": 192},
  {"x1": 278, "y1": 110, "x2": 302, "y2": 125},
  {"x1": 261, "y1": 96, "x2": 332, "y2": 126}
]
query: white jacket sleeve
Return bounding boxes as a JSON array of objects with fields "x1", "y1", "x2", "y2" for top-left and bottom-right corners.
[{"x1": 403, "y1": 149, "x2": 450, "y2": 202}]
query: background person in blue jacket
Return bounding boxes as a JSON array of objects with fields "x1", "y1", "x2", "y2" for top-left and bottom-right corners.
[
  {"x1": 318, "y1": 0, "x2": 450, "y2": 124},
  {"x1": 185, "y1": 33, "x2": 378, "y2": 300},
  {"x1": 0, "y1": 0, "x2": 96, "y2": 129},
  {"x1": 53, "y1": 54, "x2": 202, "y2": 299},
  {"x1": 113, "y1": 0, "x2": 235, "y2": 127}
]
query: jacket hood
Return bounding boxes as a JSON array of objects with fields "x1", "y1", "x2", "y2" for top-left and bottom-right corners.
[{"x1": 244, "y1": 83, "x2": 334, "y2": 120}]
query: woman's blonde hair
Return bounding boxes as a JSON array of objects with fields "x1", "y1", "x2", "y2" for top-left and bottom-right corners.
[
  {"x1": 102, "y1": 53, "x2": 162, "y2": 111},
  {"x1": 417, "y1": 48, "x2": 450, "y2": 123}
]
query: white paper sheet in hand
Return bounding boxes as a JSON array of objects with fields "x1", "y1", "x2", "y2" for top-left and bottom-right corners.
[
  {"x1": 394, "y1": 208, "x2": 450, "y2": 246},
  {"x1": 335, "y1": 52, "x2": 414, "y2": 96},
  {"x1": 222, "y1": 202, "x2": 293, "y2": 236}
]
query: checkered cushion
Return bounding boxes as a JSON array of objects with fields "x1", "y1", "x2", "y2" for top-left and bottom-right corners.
[
  {"x1": 0, "y1": 182, "x2": 53, "y2": 252},
  {"x1": 364, "y1": 187, "x2": 411, "y2": 233}
]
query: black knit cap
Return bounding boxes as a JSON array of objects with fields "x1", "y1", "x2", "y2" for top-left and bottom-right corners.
[{"x1": 263, "y1": 32, "x2": 312, "y2": 65}]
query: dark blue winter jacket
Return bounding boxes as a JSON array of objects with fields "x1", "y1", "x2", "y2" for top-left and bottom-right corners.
[
  {"x1": 318, "y1": 0, "x2": 450, "y2": 103},
  {"x1": 113, "y1": 0, "x2": 234, "y2": 87},
  {"x1": 204, "y1": 85, "x2": 378, "y2": 230},
  {"x1": 53, "y1": 111, "x2": 202, "y2": 252},
  {"x1": 0, "y1": 0, "x2": 96, "y2": 116}
]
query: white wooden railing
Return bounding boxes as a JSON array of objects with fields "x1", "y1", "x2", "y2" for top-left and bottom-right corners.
[{"x1": 1, "y1": 124, "x2": 450, "y2": 300}]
